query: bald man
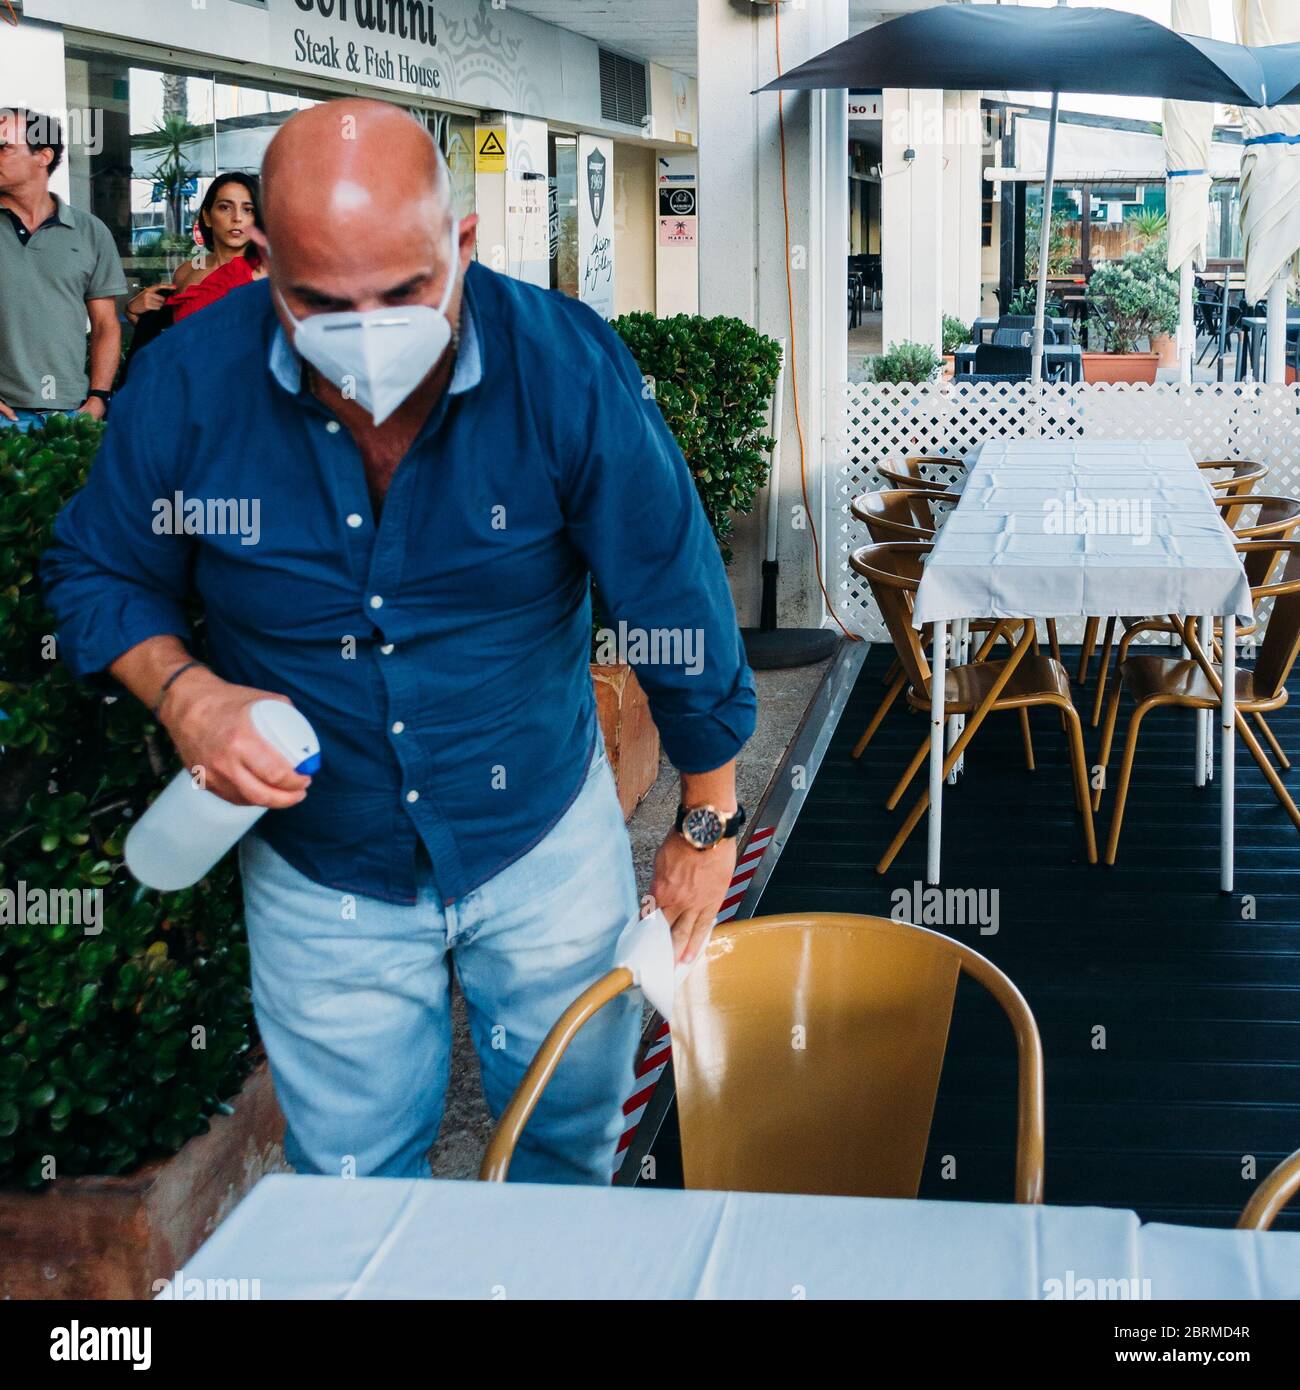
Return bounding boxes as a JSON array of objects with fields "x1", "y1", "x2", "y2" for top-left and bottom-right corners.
[{"x1": 42, "y1": 101, "x2": 756, "y2": 1184}]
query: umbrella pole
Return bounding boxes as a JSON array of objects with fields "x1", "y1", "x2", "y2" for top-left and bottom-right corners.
[
  {"x1": 1179, "y1": 261, "x2": 1195, "y2": 386},
  {"x1": 1266, "y1": 273, "x2": 1289, "y2": 385},
  {"x1": 1031, "y1": 89, "x2": 1061, "y2": 387}
]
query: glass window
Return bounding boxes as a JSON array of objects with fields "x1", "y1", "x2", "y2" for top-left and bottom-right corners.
[{"x1": 549, "y1": 133, "x2": 578, "y2": 298}]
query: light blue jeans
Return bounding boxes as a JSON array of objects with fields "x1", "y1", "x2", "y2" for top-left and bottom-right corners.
[
  {"x1": 237, "y1": 739, "x2": 641, "y2": 1184},
  {"x1": 5, "y1": 409, "x2": 58, "y2": 433}
]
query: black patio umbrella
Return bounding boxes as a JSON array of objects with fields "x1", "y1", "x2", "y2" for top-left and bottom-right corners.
[{"x1": 758, "y1": 1, "x2": 1300, "y2": 382}]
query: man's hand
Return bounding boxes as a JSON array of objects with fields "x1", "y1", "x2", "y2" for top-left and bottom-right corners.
[
  {"x1": 159, "y1": 667, "x2": 311, "y2": 809},
  {"x1": 648, "y1": 830, "x2": 737, "y2": 966},
  {"x1": 0, "y1": 399, "x2": 16, "y2": 422},
  {"x1": 76, "y1": 396, "x2": 106, "y2": 420}
]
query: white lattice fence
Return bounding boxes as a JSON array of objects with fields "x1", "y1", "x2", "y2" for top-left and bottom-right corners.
[{"x1": 833, "y1": 381, "x2": 1300, "y2": 642}]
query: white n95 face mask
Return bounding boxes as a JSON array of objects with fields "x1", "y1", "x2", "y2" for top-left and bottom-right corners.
[{"x1": 276, "y1": 219, "x2": 460, "y2": 425}]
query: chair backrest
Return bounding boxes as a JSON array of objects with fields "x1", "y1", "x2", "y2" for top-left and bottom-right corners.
[
  {"x1": 1215, "y1": 496, "x2": 1300, "y2": 572},
  {"x1": 849, "y1": 541, "x2": 932, "y2": 696},
  {"x1": 1249, "y1": 541, "x2": 1300, "y2": 701},
  {"x1": 1237, "y1": 1145, "x2": 1300, "y2": 1230},
  {"x1": 671, "y1": 913, "x2": 1045, "y2": 1202},
  {"x1": 992, "y1": 326, "x2": 1056, "y2": 347},
  {"x1": 876, "y1": 463, "x2": 952, "y2": 495},
  {"x1": 850, "y1": 489, "x2": 936, "y2": 542},
  {"x1": 998, "y1": 314, "x2": 1035, "y2": 332},
  {"x1": 1199, "y1": 459, "x2": 1269, "y2": 498},
  {"x1": 974, "y1": 343, "x2": 1032, "y2": 379}
]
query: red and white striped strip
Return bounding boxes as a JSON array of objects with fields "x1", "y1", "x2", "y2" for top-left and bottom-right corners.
[{"x1": 612, "y1": 825, "x2": 775, "y2": 1177}]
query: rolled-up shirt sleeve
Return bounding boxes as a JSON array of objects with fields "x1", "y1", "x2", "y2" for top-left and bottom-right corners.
[
  {"x1": 40, "y1": 351, "x2": 193, "y2": 683},
  {"x1": 561, "y1": 316, "x2": 758, "y2": 773}
]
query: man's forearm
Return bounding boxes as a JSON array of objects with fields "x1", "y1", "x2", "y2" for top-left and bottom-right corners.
[
  {"x1": 680, "y1": 759, "x2": 738, "y2": 813},
  {"x1": 87, "y1": 314, "x2": 122, "y2": 394},
  {"x1": 109, "y1": 634, "x2": 199, "y2": 713}
]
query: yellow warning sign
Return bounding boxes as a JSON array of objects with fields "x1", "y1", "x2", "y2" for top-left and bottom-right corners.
[{"x1": 475, "y1": 127, "x2": 506, "y2": 172}]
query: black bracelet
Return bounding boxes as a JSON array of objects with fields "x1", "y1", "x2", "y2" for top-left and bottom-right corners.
[{"x1": 151, "y1": 660, "x2": 205, "y2": 720}]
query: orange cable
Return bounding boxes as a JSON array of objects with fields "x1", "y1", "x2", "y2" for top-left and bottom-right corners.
[
  {"x1": 2, "y1": 2, "x2": 18, "y2": 27},
  {"x1": 774, "y1": 7, "x2": 860, "y2": 642}
]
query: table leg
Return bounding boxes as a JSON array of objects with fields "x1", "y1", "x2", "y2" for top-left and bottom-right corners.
[
  {"x1": 928, "y1": 620, "x2": 947, "y2": 886},
  {"x1": 1221, "y1": 615, "x2": 1236, "y2": 893},
  {"x1": 1195, "y1": 615, "x2": 1212, "y2": 786}
]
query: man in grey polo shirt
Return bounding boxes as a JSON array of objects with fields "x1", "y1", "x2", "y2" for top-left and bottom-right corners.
[{"x1": 0, "y1": 107, "x2": 125, "y2": 432}]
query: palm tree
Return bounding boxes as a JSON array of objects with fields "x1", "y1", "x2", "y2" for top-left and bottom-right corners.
[{"x1": 134, "y1": 115, "x2": 206, "y2": 239}]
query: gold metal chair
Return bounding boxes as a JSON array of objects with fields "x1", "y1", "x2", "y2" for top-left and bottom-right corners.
[
  {"x1": 480, "y1": 912, "x2": 1045, "y2": 1204},
  {"x1": 1076, "y1": 461, "x2": 1268, "y2": 689},
  {"x1": 1237, "y1": 1147, "x2": 1300, "y2": 1230},
  {"x1": 848, "y1": 493, "x2": 1022, "y2": 759},
  {"x1": 1095, "y1": 540, "x2": 1300, "y2": 863},
  {"x1": 850, "y1": 542, "x2": 1096, "y2": 873},
  {"x1": 1087, "y1": 496, "x2": 1300, "y2": 727}
]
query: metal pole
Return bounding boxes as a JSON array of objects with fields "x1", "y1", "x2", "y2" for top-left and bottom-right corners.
[
  {"x1": 764, "y1": 340, "x2": 787, "y2": 565},
  {"x1": 927, "y1": 620, "x2": 947, "y2": 886},
  {"x1": 1179, "y1": 261, "x2": 1195, "y2": 386},
  {"x1": 1266, "y1": 273, "x2": 1289, "y2": 385},
  {"x1": 1031, "y1": 89, "x2": 1060, "y2": 386},
  {"x1": 1221, "y1": 615, "x2": 1236, "y2": 893}
]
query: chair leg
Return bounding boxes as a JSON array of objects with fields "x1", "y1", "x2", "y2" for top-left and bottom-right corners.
[
  {"x1": 1235, "y1": 715, "x2": 1300, "y2": 831},
  {"x1": 1105, "y1": 700, "x2": 1157, "y2": 865},
  {"x1": 1094, "y1": 676, "x2": 1125, "y2": 813},
  {"x1": 853, "y1": 670, "x2": 907, "y2": 760},
  {"x1": 1091, "y1": 617, "x2": 1117, "y2": 728},
  {"x1": 1019, "y1": 708, "x2": 1036, "y2": 771},
  {"x1": 1046, "y1": 619, "x2": 1062, "y2": 667},
  {"x1": 1077, "y1": 617, "x2": 1099, "y2": 684},
  {"x1": 1253, "y1": 712, "x2": 1291, "y2": 773},
  {"x1": 1061, "y1": 700, "x2": 1098, "y2": 864},
  {"x1": 886, "y1": 730, "x2": 933, "y2": 810}
]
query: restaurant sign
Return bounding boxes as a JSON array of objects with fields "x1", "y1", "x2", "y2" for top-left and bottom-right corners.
[{"x1": 25, "y1": 0, "x2": 570, "y2": 118}]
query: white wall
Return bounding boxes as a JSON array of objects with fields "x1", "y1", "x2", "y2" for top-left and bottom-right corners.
[
  {"x1": 882, "y1": 88, "x2": 943, "y2": 351},
  {"x1": 697, "y1": 0, "x2": 848, "y2": 631},
  {"x1": 941, "y1": 90, "x2": 984, "y2": 329}
]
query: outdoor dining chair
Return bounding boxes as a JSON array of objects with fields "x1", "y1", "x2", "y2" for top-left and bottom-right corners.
[
  {"x1": 1094, "y1": 540, "x2": 1300, "y2": 865},
  {"x1": 1237, "y1": 1146, "x2": 1300, "y2": 1231},
  {"x1": 1085, "y1": 495, "x2": 1300, "y2": 728},
  {"x1": 850, "y1": 542, "x2": 1096, "y2": 874},
  {"x1": 479, "y1": 912, "x2": 1045, "y2": 1204},
  {"x1": 1076, "y1": 459, "x2": 1271, "y2": 689}
]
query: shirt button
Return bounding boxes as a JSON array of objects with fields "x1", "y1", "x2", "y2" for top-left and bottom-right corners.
[
  {"x1": 391, "y1": 721, "x2": 405, "y2": 734},
  {"x1": 369, "y1": 595, "x2": 383, "y2": 609},
  {"x1": 326, "y1": 421, "x2": 341, "y2": 434},
  {"x1": 346, "y1": 513, "x2": 363, "y2": 528},
  {"x1": 380, "y1": 643, "x2": 395, "y2": 655},
  {"x1": 406, "y1": 790, "x2": 420, "y2": 803}
]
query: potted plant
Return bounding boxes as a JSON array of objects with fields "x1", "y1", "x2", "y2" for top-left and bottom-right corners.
[
  {"x1": 1082, "y1": 240, "x2": 1178, "y2": 384},
  {"x1": 941, "y1": 316, "x2": 970, "y2": 379},
  {"x1": 866, "y1": 340, "x2": 944, "y2": 385},
  {"x1": 0, "y1": 415, "x2": 283, "y2": 1297},
  {"x1": 605, "y1": 313, "x2": 781, "y2": 817}
]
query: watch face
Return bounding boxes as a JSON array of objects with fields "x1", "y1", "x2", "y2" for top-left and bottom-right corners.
[{"x1": 682, "y1": 805, "x2": 724, "y2": 848}]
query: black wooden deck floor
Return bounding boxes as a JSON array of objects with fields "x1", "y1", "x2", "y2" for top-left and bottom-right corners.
[
  {"x1": 750, "y1": 643, "x2": 1300, "y2": 1229},
  {"x1": 646, "y1": 644, "x2": 1300, "y2": 1229}
]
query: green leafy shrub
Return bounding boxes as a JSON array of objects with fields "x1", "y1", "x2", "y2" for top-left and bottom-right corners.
[
  {"x1": 941, "y1": 316, "x2": 971, "y2": 357},
  {"x1": 610, "y1": 313, "x2": 781, "y2": 565},
  {"x1": 0, "y1": 414, "x2": 255, "y2": 1188},
  {"x1": 866, "y1": 341, "x2": 943, "y2": 385},
  {"x1": 1005, "y1": 285, "x2": 1065, "y2": 319},
  {"x1": 1085, "y1": 240, "x2": 1179, "y2": 353}
]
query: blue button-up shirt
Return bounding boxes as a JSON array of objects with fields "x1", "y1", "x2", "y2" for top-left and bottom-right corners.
[{"x1": 41, "y1": 264, "x2": 757, "y2": 904}]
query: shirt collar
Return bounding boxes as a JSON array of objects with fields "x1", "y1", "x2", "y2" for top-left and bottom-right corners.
[
  {"x1": 268, "y1": 282, "x2": 483, "y2": 401},
  {"x1": 0, "y1": 193, "x2": 70, "y2": 235}
]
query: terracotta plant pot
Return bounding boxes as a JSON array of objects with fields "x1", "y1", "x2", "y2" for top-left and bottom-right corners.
[
  {"x1": 0, "y1": 1056, "x2": 285, "y2": 1299},
  {"x1": 942, "y1": 354, "x2": 956, "y2": 380},
  {"x1": 1151, "y1": 333, "x2": 1179, "y2": 369},
  {"x1": 1081, "y1": 352, "x2": 1160, "y2": 385},
  {"x1": 591, "y1": 663, "x2": 661, "y2": 819}
]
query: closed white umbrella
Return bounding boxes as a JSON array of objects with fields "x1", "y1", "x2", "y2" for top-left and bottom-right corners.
[
  {"x1": 1236, "y1": 0, "x2": 1300, "y2": 381},
  {"x1": 1165, "y1": 1, "x2": 1216, "y2": 383}
]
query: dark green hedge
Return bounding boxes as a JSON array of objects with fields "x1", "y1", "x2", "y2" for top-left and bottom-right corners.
[
  {"x1": 0, "y1": 415, "x2": 254, "y2": 1188},
  {"x1": 611, "y1": 313, "x2": 780, "y2": 564}
]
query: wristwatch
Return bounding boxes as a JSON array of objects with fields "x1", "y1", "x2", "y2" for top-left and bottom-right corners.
[
  {"x1": 87, "y1": 389, "x2": 113, "y2": 407},
  {"x1": 675, "y1": 801, "x2": 746, "y2": 850}
]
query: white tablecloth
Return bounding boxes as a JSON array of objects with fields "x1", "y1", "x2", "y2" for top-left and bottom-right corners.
[
  {"x1": 174, "y1": 1175, "x2": 1142, "y2": 1300},
  {"x1": 913, "y1": 440, "x2": 1253, "y2": 627},
  {"x1": 1139, "y1": 1223, "x2": 1300, "y2": 1299}
]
